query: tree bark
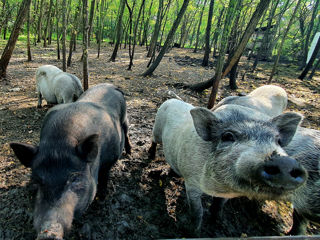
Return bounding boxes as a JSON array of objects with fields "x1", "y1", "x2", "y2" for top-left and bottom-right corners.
[
  {"x1": 0, "y1": 0, "x2": 32, "y2": 78},
  {"x1": 27, "y1": 2, "x2": 32, "y2": 61},
  {"x1": 301, "y1": 0, "x2": 320, "y2": 68},
  {"x1": 37, "y1": 0, "x2": 44, "y2": 43},
  {"x1": 56, "y1": 0, "x2": 61, "y2": 60},
  {"x1": 43, "y1": 0, "x2": 54, "y2": 47},
  {"x1": 62, "y1": 0, "x2": 67, "y2": 71},
  {"x1": 147, "y1": 0, "x2": 164, "y2": 57},
  {"x1": 308, "y1": 57, "x2": 320, "y2": 80},
  {"x1": 88, "y1": 0, "x2": 95, "y2": 46},
  {"x1": 268, "y1": 0, "x2": 302, "y2": 83},
  {"x1": 142, "y1": 0, "x2": 190, "y2": 77},
  {"x1": 202, "y1": 0, "x2": 214, "y2": 66},
  {"x1": 187, "y1": 0, "x2": 271, "y2": 92},
  {"x1": 83, "y1": 0, "x2": 89, "y2": 90},
  {"x1": 298, "y1": 37, "x2": 320, "y2": 80},
  {"x1": 194, "y1": 0, "x2": 207, "y2": 53},
  {"x1": 97, "y1": 0, "x2": 106, "y2": 58},
  {"x1": 110, "y1": 0, "x2": 126, "y2": 62},
  {"x1": 67, "y1": 3, "x2": 81, "y2": 66},
  {"x1": 207, "y1": 0, "x2": 239, "y2": 109}
]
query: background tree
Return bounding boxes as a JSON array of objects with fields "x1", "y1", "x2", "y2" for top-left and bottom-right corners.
[
  {"x1": 0, "y1": 0, "x2": 32, "y2": 78},
  {"x1": 83, "y1": 0, "x2": 89, "y2": 90},
  {"x1": 202, "y1": 0, "x2": 214, "y2": 67}
]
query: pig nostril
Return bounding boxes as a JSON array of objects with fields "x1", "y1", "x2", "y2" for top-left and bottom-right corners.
[
  {"x1": 264, "y1": 166, "x2": 280, "y2": 175},
  {"x1": 290, "y1": 168, "x2": 304, "y2": 179}
]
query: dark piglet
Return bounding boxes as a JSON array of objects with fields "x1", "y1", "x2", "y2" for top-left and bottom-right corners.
[{"x1": 10, "y1": 83, "x2": 131, "y2": 240}]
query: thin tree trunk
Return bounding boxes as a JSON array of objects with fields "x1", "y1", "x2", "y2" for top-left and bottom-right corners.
[
  {"x1": 187, "y1": 0, "x2": 271, "y2": 92},
  {"x1": 301, "y1": 0, "x2": 320, "y2": 68},
  {"x1": 308, "y1": 57, "x2": 320, "y2": 80},
  {"x1": 83, "y1": 0, "x2": 89, "y2": 90},
  {"x1": 194, "y1": 0, "x2": 207, "y2": 53},
  {"x1": 67, "y1": 3, "x2": 81, "y2": 66},
  {"x1": 97, "y1": 0, "x2": 106, "y2": 58},
  {"x1": 141, "y1": 0, "x2": 153, "y2": 47},
  {"x1": 127, "y1": 0, "x2": 145, "y2": 70},
  {"x1": 207, "y1": 0, "x2": 239, "y2": 109},
  {"x1": 110, "y1": 0, "x2": 126, "y2": 62},
  {"x1": 147, "y1": 0, "x2": 164, "y2": 57},
  {"x1": 88, "y1": 0, "x2": 95, "y2": 46},
  {"x1": 0, "y1": 0, "x2": 32, "y2": 78},
  {"x1": 37, "y1": 0, "x2": 44, "y2": 43},
  {"x1": 43, "y1": 0, "x2": 54, "y2": 47},
  {"x1": 298, "y1": 37, "x2": 320, "y2": 80},
  {"x1": 62, "y1": 0, "x2": 67, "y2": 71},
  {"x1": 27, "y1": 2, "x2": 32, "y2": 61},
  {"x1": 56, "y1": 0, "x2": 61, "y2": 60},
  {"x1": 142, "y1": 0, "x2": 190, "y2": 77},
  {"x1": 202, "y1": 0, "x2": 214, "y2": 66},
  {"x1": 268, "y1": 0, "x2": 302, "y2": 83}
]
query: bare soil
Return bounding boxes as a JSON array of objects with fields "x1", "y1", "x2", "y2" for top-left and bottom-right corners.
[{"x1": 0, "y1": 41, "x2": 320, "y2": 240}]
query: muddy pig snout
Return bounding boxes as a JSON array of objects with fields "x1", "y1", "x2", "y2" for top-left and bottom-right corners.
[{"x1": 258, "y1": 155, "x2": 307, "y2": 190}]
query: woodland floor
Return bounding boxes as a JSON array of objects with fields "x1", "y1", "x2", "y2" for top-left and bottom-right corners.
[{"x1": 0, "y1": 40, "x2": 320, "y2": 240}]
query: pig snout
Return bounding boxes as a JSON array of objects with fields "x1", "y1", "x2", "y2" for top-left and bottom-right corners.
[{"x1": 258, "y1": 155, "x2": 307, "y2": 190}]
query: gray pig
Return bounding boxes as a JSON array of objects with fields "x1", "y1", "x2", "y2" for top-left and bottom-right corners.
[
  {"x1": 149, "y1": 99, "x2": 307, "y2": 233},
  {"x1": 214, "y1": 86, "x2": 320, "y2": 235},
  {"x1": 212, "y1": 85, "x2": 288, "y2": 118},
  {"x1": 36, "y1": 65, "x2": 83, "y2": 108},
  {"x1": 10, "y1": 83, "x2": 131, "y2": 240}
]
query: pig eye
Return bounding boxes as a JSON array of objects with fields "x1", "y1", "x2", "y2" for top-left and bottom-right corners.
[
  {"x1": 221, "y1": 132, "x2": 235, "y2": 142},
  {"x1": 276, "y1": 135, "x2": 282, "y2": 146}
]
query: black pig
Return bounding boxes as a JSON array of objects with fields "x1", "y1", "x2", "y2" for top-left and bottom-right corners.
[{"x1": 10, "y1": 83, "x2": 131, "y2": 239}]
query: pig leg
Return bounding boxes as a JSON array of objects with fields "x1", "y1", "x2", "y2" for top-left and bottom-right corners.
[
  {"x1": 185, "y1": 182, "x2": 203, "y2": 235},
  {"x1": 287, "y1": 209, "x2": 308, "y2": 235},
  {"x1": 148, "y1": 142, "x2": 157, "y2": 159},
  {"x1": 96, "y1": 163, "x2": 113, "y2": 201},
  {"x1": 209, "y1": 197, "x2": 227, "y2": 221},
  {"x1": 123, "y1": 120, "x2": 131, "y2": 155},
  {"x1": 37, "y1": 92, "x2": 43, "y2": 108}
]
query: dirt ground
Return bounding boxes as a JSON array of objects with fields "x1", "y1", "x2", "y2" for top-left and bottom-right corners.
[{"x1": 0, "y1": 41, "x2": 320, "y2": 240}]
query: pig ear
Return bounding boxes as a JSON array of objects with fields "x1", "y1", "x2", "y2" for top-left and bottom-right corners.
[
  {"x1": 10, "y1": 142, "x2": 38, "y2": 168},
  {"x1": 76, "y1": 134, "x2": 99, "y2": 162},
  {"x1": 190, "y1": 107, "x2": 221, "y2": 141},
  {"x1": 272, "y1": 112, "x2": 302, "y2": 147}
]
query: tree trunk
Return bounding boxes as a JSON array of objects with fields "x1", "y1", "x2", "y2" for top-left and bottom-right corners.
[
  {"x1": 97, "y1": 0, "x2": 105, "y2": 58},
  {"x1": 67, "y1": 3, "x2": 81, "y2": 66},
  {"x1": 298, "y1": 37, "x2": 320, "y2": 80},
  {"x1": 252, "y1": 0, "x2": 280, "y2": 71},
  {"x1": 110, "y1": 0, "x2": 126, "y2": 62},
  {"x1": 193, "y1": 0, "x2": 207, "y2": 53},
  {"x1": 37, "y1": 0, "x2": 44, "y2": 43},
  {"x1": 141, "y1": 0, "x2": 153, "y2": 47},
  {"x1": 0, "y1": 0, "x2": 32, "y2": 78},
  {"x1": 62, "y1": 0, "x2": 67, "y2": 71},
  {"x1": 207, "y1": 0, "x2": 239, "y2": 109},
  {"x1": 187, "y1": 0, "x2": 271, "y2": 92},
  {"x1": 127, "y1": 0, "x2": 145, "y2": 70},
  {"x1": 56, "y1": 0, "x2": 61, "y2": 60},
  {"x1": 308, "y1": 57, "x2": 320, "y2": 80},
  {"x1": 88, "y1": 0, "x2": 95, "y2": 46},
  {"x1": 202, "y1": 0, "x2": 214, "y2": 66},
  {"x1": 142, "y1": 0, "x2": 190, "y2": 77},
  {"x1": 43, "y1": 0, "x2": 54, "y2": 47},
  {"x1": 27, "y1": 2, "x2": 32, "y2": 61},
  {"x1": 147, "y1": 0, "x2": 164, "y2": 57},
  {"x1": 268, "y1": 0, "x2": 302, "y2": 83},
  {"x1": 83, "y1": 0, "x2": 89, "y2": 90},
  {"x1": 301, "y1": 0, "x2": 320, "y2": 68}
]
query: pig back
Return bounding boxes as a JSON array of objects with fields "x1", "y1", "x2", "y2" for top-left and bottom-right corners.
[
  {"x1": 78, "y1": 83, "x2": 127, "y2": 124},
  {"x1": 41, "y1": 102, "x2": 124, "y2": 165}
]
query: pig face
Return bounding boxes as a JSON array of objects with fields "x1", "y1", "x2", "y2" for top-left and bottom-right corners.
[
  {"x1": 190, "y1": 107, "x2": 307, "y2": 200},
  {"x1": 10, "y1": 134, "x2": 99, "y2": 239}
]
